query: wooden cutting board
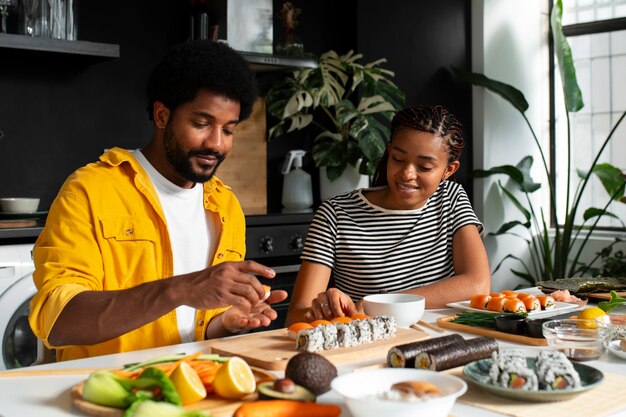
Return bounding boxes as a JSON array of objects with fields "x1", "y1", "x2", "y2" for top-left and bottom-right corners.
[
  {"x1": 437, "y1": 316, "x2": 547, "y2": 346},
  {"x1": 70, "y1": 367, "x2": 274, "y2": 417},
  {"x1": 210, "y1": 327, "x2": 430, "y2": 370}
]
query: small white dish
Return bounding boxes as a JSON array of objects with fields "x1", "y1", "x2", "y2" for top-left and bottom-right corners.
[
  {"x1": 0, "y1": 198, "x2": 40, "y2": 213},
  {"x1": 363, "y1": 294, "x2": 425, "y2": 328},
  {"x1": 331, "y1": 368, "x2": 466, "y2": 417},
  {"x1": 608, "y1": 340, "x2": 626, "y2": 360}
]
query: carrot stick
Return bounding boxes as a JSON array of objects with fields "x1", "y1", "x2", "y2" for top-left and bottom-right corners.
[
  {"x1": 234, "y1": 400, "x2": 341, "y2": 417},
  {"x1": 164, "y1": 351, "x2": 203, "y2": 376}
]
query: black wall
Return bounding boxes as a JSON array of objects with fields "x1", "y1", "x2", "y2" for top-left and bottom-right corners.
[{"x1": 0, "y1": 0, "x2": 471, "y2": 214}]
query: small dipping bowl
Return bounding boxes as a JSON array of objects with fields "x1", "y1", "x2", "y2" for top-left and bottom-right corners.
[
  {"x1": 542, "y1": 319, "x2": 606, "y2": 361},
  {"x1": 595, "y1": 314, "x2": 626, "y2": 348},
  {"x1": 525, "y1": 318, "x2": 550, "y2": 339},
  {"x1": 494, "y1": 314, "x2": 527, "y2": 335}
]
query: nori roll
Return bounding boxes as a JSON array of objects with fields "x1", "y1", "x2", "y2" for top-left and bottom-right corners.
[
  {"x1": 387, "y1": 334, "x2": 465, "y2": 368},
  {"x1": 296, "y1": 327, "x2": 325, "y2": 352},
  {"x1": 414, "y1": 336, "x2": 499, "y2": 371}
]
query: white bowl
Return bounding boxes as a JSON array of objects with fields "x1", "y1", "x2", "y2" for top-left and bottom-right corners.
[
  {"x1": 331, "y1": 368, "x2": 466, "y2": 417},
  {"x1": 363, "y1": 293, "x2": 425, "y2": 328},
  {"x1": 0, "y1": 198, "x2": 40, "y2": 213}
]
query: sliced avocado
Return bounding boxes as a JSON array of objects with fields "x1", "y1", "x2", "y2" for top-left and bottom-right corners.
[
  {"x1": 257, "y1": 380, "x2": 316, "y2": 401},
  {"x1": 285, "y1": 352, "x2": 338, "y2": 395}
]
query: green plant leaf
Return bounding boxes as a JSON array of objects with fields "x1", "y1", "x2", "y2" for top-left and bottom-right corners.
[
  {"x1": 489, "y1": 220, "x2": 531, "y2": 235},
  {"x1": 474, "y1": 165, "x2": 524, "y2": 184},
  {"x1": 451, "y1": 66, "x2": 529, "y2": 113},
  {"x1": 499, "y1": 181, "x2": 532, "y2": 222},
  {"x1": 283, "y1": 91, "x2": 313, "y2": 119},
  {"x1": 551, "y1": 0, "x2": 584, "y2": 112},
  {"x1": 591, "y1": 163, "x2": 625, "y2": 200},
  {"x1": 583, "y1": 207, "x2": 620, "y2": 222},
  {"x1": 511, "y1": 269, "x2": 536, "y2": 286}
]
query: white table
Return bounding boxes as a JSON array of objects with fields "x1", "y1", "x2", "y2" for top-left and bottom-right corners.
[{"x1": 1, "y1": 305, "x2": 625, "y2": 417}]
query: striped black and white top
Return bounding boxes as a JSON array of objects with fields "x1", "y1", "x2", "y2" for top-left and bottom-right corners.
[{"x1": 300, "y1": 181, "x2": 483, "y2": 300}]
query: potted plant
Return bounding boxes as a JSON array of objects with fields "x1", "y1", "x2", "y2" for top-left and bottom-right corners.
[
  {"x1": 265, "y1": 50, "x2": 405, "y2": 196},
  {"x1": 453, "y1": 0, "x2": 626, "y2": 286}
]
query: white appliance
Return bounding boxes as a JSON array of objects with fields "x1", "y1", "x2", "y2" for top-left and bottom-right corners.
[{"x1": 0, "y1": 244, "x2": 42, "y2": 370}]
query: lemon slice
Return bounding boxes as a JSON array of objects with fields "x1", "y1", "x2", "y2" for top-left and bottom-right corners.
[
  {"x1": 213, "y1": 356, "x2": 256, "y2": 400},
  {"x1": 576, "y1": 306, "x2": 607, "y2": 329},
  {"x1": 169, "y1": 361, "x2": 207, "y2": 405}
]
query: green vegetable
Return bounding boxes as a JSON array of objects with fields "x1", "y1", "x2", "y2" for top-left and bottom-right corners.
[
  {"x1": 598, "y1": 290, "x2": 626, "y2": 313},
  {"x1": 451, "y1": 311, "x2": 527, "y2": 328},
  {"x1": 124, "y1": 400, "x2": 211, "y2": 417},
  {"x1": 83, "y1": 367, "x2": 181, "y2": 409},
  {"x1": 83, "y1": 371, "x2": 133, "y2": 408},
  {"x1": 123, "y1": 353, "x2": 227, "y2": 372},
  {"x1": 133, "y1": 367, "x2": 181, "y2": 406}
]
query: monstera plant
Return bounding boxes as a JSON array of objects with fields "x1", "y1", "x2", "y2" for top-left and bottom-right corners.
[
  {"x1": 454, "y1": 0, "x2": 626, "y2": 285},
  {"x1": 266, "y1": 50, "x2": 405, "y2": 181}
]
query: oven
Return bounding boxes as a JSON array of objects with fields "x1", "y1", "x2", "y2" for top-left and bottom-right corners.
[{"x1": 245, "y1": 213, "x2": 312, "y2": 331}]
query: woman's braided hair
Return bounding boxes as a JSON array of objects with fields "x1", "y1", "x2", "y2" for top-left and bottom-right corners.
[{"x1": 372, "y1": 105, "x2": 464, "y2": 186}]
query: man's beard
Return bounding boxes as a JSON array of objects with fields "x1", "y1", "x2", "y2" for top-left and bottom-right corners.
[{"x1": 163, "y1": 122, "x2": 225, "y2": 184}]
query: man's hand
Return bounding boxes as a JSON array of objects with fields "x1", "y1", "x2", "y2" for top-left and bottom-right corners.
[
  {"x1": 220, "y1": 290, "x2": 288, "y2": 333},
  {"x1": 175, "y1": 260, "x2": 276, "y2": 312},
  {"x1": 304, "y1": 288, "x2": 362, "y2": 321}
]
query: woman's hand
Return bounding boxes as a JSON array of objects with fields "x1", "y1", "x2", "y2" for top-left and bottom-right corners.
[{"x1": 304, "y1": 288, "x2": 362, "y2": 321}]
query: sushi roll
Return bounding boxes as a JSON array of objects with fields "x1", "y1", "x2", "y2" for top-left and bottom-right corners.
[
  {"x1": 487, "y1": 297, "x2": 506, "y2": 312},
  {"x1": 521, "y1": 295, "x2": 541, "y2": 312},
  {"x1": 470, "y1": 294, "x2": 492, "y2": 310},
  {"x1": 387, "y1": 334, "x2": 464, "y2": 368},
  {"x1": 335, "y1": 322, "x2": 358, "y2": 348},
  {"x1": 318, "y1": 324, "x2": 339, "y2": 350},
  {"x1": 378, "y1": 315, "x2": 397, "y2": 338},
  {"x1": 503, "y1": 298, "x2": 527, "y2": 313},
  {"x1": 490, "y1": 292, "x2": 506, "y2": 298},
  {"x1": 536, "y1": 295, "x2": 556, "y2": 310},
  {"x1": 414, "y1": 336, "x2": 499, "y2": 371},
  {"x1": 295, "y1": 327, "x2": 325, "y2": 352},
  {"x1": 536, "y1": 351, "x2": 581, "y2": 390},
  {"x1": 489, "y1": 350, "x2": 538, "y2": 390},
  {"x1": 353, "y1": 319, "x2": 373, "y2": 344},
  {"x1": 368, "y1": 317, "x2": 388, "y2": 340},
  {"x1": 287, "y1": 322, "x2": 313, "y2": 340},
  {"x1": 502, "y1": 290, "x2": 518, "y2": 298}
]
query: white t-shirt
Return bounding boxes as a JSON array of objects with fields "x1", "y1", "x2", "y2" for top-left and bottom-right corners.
[{"x1": 133, "y1": 150, "x2": 217, "y2": 342}]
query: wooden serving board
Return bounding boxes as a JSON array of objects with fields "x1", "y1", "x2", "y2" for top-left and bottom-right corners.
[
  {"x1": 437, "y1": 316, "x2": 547, "y2": 346},
  {"x1": 70, "y1": 367, "x2": 274, "y2": 417},
  {"x1": 211, "y1": 327, "x2": 430, "y2": 370}
]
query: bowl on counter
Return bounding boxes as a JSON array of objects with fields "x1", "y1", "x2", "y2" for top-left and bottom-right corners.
[
  {"x1": 595, "y1": 314, "x2": 626, "y2": 349},
  {"x1": 363, "y1": 293, "x2": 425, "y2": 328},
  {"x1": 0, "y1": 197, "x2": 40, "y2": 213},
  {"x1": 331, "y1": 368, "x2": 467, "y2": 417},
  {"x1": 542, "y1": 319, "x2": 606, "y2": 361}
]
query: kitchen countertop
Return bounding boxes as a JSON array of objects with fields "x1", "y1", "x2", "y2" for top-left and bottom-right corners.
[{"x1": 1, "y1": 296, "x2": 625, "y2": 417}]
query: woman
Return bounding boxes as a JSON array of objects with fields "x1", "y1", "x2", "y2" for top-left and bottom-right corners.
[{"x1": 285, "y1": 104, "x2": 490, "y2": 325}]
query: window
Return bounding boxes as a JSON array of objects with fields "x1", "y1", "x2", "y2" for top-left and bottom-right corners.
[{"x1": 553, "y1": 0, "x2": 626, "y2": 228}]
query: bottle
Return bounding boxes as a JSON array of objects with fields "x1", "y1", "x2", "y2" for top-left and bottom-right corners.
[{"x1": 281, "y1": 150, "x2": 313, "y2": 213}]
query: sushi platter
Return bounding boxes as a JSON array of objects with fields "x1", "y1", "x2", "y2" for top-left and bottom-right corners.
[
  {"x1": 446, "y1": 300, "x2": 581, "y2": 318},
  {"x1": 462, "y1": 355, "x2": 604, "y2": 402},
  {"x1": 210, "y1": 326, "x2": 429, "y2": 370}
]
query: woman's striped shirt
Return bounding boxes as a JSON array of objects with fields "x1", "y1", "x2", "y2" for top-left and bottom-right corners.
[{"x1": 300, "y1": 180, "x2": 483, "y2": 300}]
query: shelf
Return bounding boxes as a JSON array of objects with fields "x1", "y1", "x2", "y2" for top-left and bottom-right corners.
[
  {"x1": 0, "y1": 33, "x2": 120, "y2": 58},
  {"x1": 239, "y1": 51, "x2": 317, "y2": 72}
]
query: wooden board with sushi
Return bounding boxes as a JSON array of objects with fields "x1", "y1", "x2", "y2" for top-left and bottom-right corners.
[
  {"x1": 210, "y1": 326, "x2": 429, "y2": 371},
  {"x1": 538, "y1": 276, "x2": 626, "y2": 300}
]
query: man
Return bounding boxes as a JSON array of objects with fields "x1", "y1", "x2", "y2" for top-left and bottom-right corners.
[{"x1": 29, "y1": 40, "x2": 287, "y2": 362}]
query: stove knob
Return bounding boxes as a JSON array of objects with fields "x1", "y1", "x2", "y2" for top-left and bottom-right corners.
[
  {"x1": 289, "y1": 234, "x2": 304, "y2": 252},
  {"x1": 259, "y1": 236, "x2": 274, "y2": 254}
]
